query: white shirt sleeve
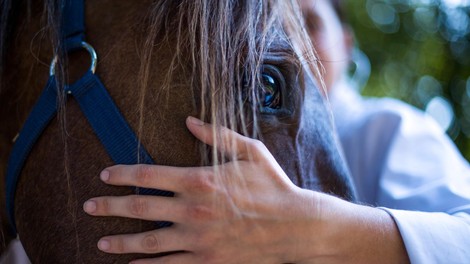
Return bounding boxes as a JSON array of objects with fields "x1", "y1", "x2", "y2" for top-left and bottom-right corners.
[
  {"x1": 332, "y1": 88, "x2": 470, "y2": 263},
  {"x1": 0, "y1": 239, "x2": 30, "y2": 264},
  {"x1": 374, "y1": 103, "x2": 470, "y2": 263},
  {"x1": 380, "y1": 209, "x2": 470, "y2": 263}
]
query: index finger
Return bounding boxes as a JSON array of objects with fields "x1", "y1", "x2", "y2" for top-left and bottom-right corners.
[{"x1": 186, "y1": 116, "x2": 268, "y2": 161}]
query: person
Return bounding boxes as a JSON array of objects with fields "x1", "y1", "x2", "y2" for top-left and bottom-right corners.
[
  {"x1": 79, "y1": 0, "x2": 470, "y2": 263},
  {"x1": 3, "y1": 0, "x2": 470, "y2": 263},
  {"x1": 301, "y1": 0, "x2": 470, "y2": 262}
]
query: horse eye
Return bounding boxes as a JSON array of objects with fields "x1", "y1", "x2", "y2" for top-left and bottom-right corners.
[{"x1": 259, "y1": 65, "x2": 284, "y2": 110}]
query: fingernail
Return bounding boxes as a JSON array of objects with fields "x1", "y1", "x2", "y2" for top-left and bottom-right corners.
[
  {"x1": 100, "y1": 170, "x2": 110, "y2": 182},
  {"x1": 98, "y1": 239, "x2": 110, "y2": 251},
  {"x1": 188, "y1": 116, "x2": 205, "y2": 126},
  {"x1": 83, "y1": 200, "x2": 97, "y2": 213}
]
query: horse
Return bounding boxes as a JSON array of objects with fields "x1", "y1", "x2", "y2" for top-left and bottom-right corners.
[{"x1": 0, "y1": 0, "x2": 356, "y2": 262}]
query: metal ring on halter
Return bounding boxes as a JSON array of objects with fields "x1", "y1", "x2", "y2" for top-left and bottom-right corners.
[{"x1": 49, "y1": 41, "x2": 98, "y2": 76}]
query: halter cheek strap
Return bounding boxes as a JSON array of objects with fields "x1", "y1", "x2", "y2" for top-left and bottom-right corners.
[{"x1": 6, "y1": 0, "x2": 172, "y2": 235}]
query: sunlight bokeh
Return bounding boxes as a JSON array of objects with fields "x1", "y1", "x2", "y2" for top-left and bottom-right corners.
[{"x1": 346, "y1": 0, "x2": 470, "y2": 159}]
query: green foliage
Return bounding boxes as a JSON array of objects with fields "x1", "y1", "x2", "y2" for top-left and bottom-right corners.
[{"x1": 346, "y1": 0, "x2": 470, "y2": 160}]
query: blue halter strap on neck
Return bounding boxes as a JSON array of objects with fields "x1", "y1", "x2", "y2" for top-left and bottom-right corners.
[{"x1": 6, "y1": 0, "x2": 172, "y2": 235}]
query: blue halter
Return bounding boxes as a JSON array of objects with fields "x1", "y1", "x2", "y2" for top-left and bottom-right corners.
[{"x1": 6, "y1": 0, "x2": 172, "y2": 234}]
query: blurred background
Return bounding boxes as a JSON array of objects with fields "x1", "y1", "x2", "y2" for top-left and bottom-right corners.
[{"x1": 345, "y1": 0, "x2": 470, "y2": 160}]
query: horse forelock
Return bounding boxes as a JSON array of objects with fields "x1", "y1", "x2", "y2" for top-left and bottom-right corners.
[{"x1": 135, "y1": 0, "x2": 323, "y2": 164}]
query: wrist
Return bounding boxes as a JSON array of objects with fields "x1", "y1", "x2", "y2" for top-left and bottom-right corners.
[
  {"x1": 283, "y1": 192, "x2": 409, "y2": 264},
  {"x1": 314, "y1": 195, "x2": 410, "y2": 264},
  {"x1": 274, "y1": 188, "x2": 327, "y2": 263}
]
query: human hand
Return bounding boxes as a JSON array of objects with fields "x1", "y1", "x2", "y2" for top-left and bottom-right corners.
[
  {"x1": 83, "y1": 117, "x2": 409, "y2": 264},
  {"x1": 83, "y1": 116, "x2": 319, "y2": 264}
]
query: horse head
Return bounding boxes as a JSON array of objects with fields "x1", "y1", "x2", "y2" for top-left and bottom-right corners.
[{"x1": 0, "y1": 0, "x2": 355, "y2": 262}]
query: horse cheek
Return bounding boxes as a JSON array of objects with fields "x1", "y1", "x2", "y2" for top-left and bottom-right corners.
[{"x1": 297, "y1": 83, "x2": 357, "y2": 201}]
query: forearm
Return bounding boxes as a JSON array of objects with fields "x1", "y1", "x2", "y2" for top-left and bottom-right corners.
[{"x1": 289, "y1": 191, "x2": 409, "y2": 264}]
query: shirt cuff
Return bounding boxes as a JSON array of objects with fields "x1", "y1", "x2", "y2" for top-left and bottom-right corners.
[{"x1": 379, "y1": 208, "x2": 470, "y2": 264}]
